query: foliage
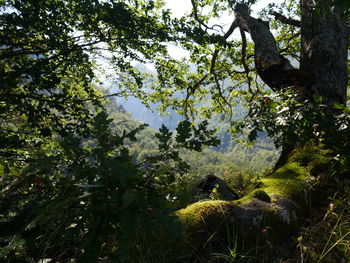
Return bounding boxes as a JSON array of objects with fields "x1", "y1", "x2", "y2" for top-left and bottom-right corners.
[
  {"x1": 242, "y1": 90, "x2": 350, "y2": 155},
  {"x1": 0, "y1": 0, "x2": 177, "y2": 163},
  {"x1": 0, "y1": 2, "x2": 191, "y2": 260},
  {"x1": 0, "y1": 109, "x2": 220, "y2": 262}
]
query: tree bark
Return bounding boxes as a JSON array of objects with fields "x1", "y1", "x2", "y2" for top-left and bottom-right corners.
[
  {"x1": 301, "y1": 0, "x2": 349, "y2": 106},
  {"x1": 234, "y1": 4, "x2": 296, "y2": 92},
  {"x1": 234, "y1": 2, "x2": 348, "y2": 107}
]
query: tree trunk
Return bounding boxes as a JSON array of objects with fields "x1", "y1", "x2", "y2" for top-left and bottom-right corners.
[{"x1": 301, "y1": 0, "x2": 348, "y2": 107}]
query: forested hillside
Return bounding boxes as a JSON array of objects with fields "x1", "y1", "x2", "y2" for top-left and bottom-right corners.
[{"x1": 108, "y1": 98, "x2": 279, "y2": 175}]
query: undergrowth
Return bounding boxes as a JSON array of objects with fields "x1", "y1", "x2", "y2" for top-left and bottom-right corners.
[{"x1": 297, "y1": 185, "x2": 350, "y2": 263}]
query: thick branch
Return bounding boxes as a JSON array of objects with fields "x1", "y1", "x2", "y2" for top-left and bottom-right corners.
[
  {"x1": 223, "y1": 20, "x2": 238, "y2": 39},
  {"x1": 210, "y1": 20, "x2": 238, "y2": 73},
  {"x1": 233, "y1": 4, "x2": 311, "y2": 92},
  {"x1": 270, "y1": 11, "x2": 301, "y2": 27}
]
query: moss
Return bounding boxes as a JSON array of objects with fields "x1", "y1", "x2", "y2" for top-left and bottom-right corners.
[
  {"x1": 233, "y1": 143, "x2": 332, "y2": 214},
  {"x1": 178, "y1": 144, "x2": 328, "y2": 223},
  {"x1": 259, "y1": 163, "x2": 307, "y2": 200},
  {"x1": 233, "y1": 162, "x2": 307, "y2": 207},
  {"x1": 176, "y1": 200, "x2": 232, "y2": 229},
  {"x1": 289, "y1": 142, "x2": 332, "y2": 173}
]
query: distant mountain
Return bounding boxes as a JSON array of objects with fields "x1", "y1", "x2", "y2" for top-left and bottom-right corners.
[
  {"x1": 109, "y1": 62, "x2": 279, "y2": 165},
  {"x1": 116, "y1": 97, "x2": 184, "y2": 130}
]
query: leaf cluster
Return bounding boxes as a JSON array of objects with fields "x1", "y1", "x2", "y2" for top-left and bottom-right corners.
[{"x1": 0, "y1": 106, "x2": 221, "y2": 262}]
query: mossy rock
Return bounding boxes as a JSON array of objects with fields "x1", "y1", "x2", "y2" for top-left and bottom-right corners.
[{"x1": 176, "y1": 200, "x2": 234, "y2": 232}]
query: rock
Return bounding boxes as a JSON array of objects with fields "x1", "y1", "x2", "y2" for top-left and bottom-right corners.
[
  {"x1": 194, "y1": 175, "x2": 239, "y2": 201},
  {"x1": 253, "y1": 190, "x2": 271, "y2": 203}
]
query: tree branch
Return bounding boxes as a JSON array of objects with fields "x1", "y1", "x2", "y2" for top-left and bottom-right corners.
[
  {"x1": 270, "y1": 11, "x2": 301, "y2": 27},
  {"x1": 190, "y1": 0, "x2": 210, "y2": 30},
  {"x1": 184, "y1": 19, "x2": 238, "y2": 117},
  {"x1": 234, "y1": 3, "x2": 302, "y2": 91},
  {"x1": 183, "y1": 74, "x2": 208, "y2": 118},
  {"x1": 224, "y1": 20, "x2": 238, "y2": 39},
  {"x1": 239, "y1": 27, "x2": 253, "y2": 95},
  {"x1": 210, "y1": 20, "x2": 238, "y2": 74},
  {"x1": 213, "y1": 72, "x2": 232, "y2": 118}
]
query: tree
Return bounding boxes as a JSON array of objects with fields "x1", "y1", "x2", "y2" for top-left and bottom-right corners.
[
  {"x1": 1, "y1": 0, "x2": 349, "y2": 262},
  {"x1": 0, "y1": 0, "x2": 176, "y2": 163},
  {"x1": 134, "y1": 0, "x2": 348, "y2": 145},
  {"x1": 139, "y1": 0, "x2": 349, "y2": 261},
  {"x1": 0, "y1": 1, "x2": 221, "y2": 262}
]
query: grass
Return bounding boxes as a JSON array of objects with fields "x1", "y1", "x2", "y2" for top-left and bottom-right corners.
[{"x1": 298, "y1": 193, "x2": 350, "y2": 263}]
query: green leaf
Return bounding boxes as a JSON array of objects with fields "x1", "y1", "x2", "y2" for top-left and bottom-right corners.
[{"x1": 175, "y1": 120, "x2": 192, "y2": 143}]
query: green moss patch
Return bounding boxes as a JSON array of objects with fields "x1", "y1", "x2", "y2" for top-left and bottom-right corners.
[
  {"x1": 289, "y1": 143, "x2": 332, "y2": 174},
  {"x1": 174, "y1": 143, "x2": 334, "y2": 262},
  {"x1": 176, "y1": 200, "x2": 233, "y2": 231},
  {"x1": 177, "y1": 156, "x2": 312, "y2": 225},
  {"x1": 234, "y1": 162, "x2": 307, "y2": 207},
  {"x1": 259, "y1": 163, "x2": 307, "y2": 200}
]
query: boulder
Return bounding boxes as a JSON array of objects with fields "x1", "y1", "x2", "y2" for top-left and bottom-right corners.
[{"x1": 194, "y1": 174, "x2": 239, "y2": 201}]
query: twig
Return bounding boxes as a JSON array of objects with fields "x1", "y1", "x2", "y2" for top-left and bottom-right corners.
[
  {"x1": 190, "y1": 0, "x2": 210, "y2": 30},
  {"x1": 239, "y1": 27, "x2": 256, "y2": 101},
  {"x1": 213, "y1": 72, "x2": 232, "y2": 118},
  {"x1": 184, "y1": 74, "x2": 208, "y2": 118}
]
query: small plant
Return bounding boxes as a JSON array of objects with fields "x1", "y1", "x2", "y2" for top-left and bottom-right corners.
[
  {"x1": 222, "y1": 168, "x2": 259, "y2": 197},
  {"x1": 210, "y1": 185, "x2": 220, "y2": 200}
]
